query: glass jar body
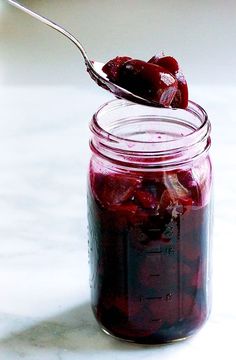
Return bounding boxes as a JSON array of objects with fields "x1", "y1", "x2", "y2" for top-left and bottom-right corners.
[{"x1": 87, "y1": 100, "x2": 212, "y2": 344}]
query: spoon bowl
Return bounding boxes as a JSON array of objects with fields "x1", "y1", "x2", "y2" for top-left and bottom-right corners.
[{"x1": 7, "y1": 0, "x2": 159, "y2": 107}]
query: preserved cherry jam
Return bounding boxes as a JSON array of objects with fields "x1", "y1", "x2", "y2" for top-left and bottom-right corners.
[{"x1": 88, "y1": 100, "x2": 212, "y2": 344}]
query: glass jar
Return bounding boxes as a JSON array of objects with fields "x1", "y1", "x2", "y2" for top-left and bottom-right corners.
[{"x1": 87, "y1": 99, "x2": 212, "y2": 344}]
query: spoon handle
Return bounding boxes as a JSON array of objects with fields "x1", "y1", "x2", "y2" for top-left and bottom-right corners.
[{"x1": 7, "y1": 0, "x2": 91, "y2": 66}]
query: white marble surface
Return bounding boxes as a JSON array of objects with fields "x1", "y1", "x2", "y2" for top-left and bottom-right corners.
[{"x1": 0, "y1": 85, "x2": 235, "y2": 359}]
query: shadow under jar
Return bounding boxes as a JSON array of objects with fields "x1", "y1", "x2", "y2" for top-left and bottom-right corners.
[{"x1": 87, "y1": 99, "x2": 213, "y2": 344}]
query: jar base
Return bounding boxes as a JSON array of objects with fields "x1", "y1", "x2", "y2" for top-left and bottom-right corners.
[{"x1": 100, "y1": 326, "x2": 193, "y2": 345}]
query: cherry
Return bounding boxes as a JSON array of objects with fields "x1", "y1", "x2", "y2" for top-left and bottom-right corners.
[
  {"x1": 148, "y1": 55, "x2": 179, "y2": 75},
  {"x1": 148, "y1": 54, "x2": 188, "y2": 109},
  {"x1": 181, "y1": 232, "x2": 201, "y2": 261},
  {"x1": 102, "y1": 56, "x2": 132, "y2": 83},
  {"x1": 171, "y1": 71, "x2": 189, "y2": 109},
  {"x1": 148, "y1": 293, "x2": 179, "y2": 326},
  {"x1": 91, "y1": 172, "x2": 141, "y2": 207},
  {"x1": 160, "y1": 174, "x2": 193, "y2": 212},
  {"x1": 190, "y1": 267, "x2": 203, "y2": 289},
  {"x1": 112, "y1": 295, "x2": 142, "y2": 318},
  {"x1": 135, "y1": 190, "x2": 157, "y2": 209},
  {"x1": 119, "y1": 59, "x2": 178, "y2": 107},
  {"x1": 177, "y1": 170, "x2": 202, "y2": 205},
  {"x1": 148, "y1": 292, "x2": 201, "y2": 327}
]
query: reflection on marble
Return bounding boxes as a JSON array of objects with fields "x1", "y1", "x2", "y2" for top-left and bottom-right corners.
[{"x1": 0, "y1": 86, "x2": 235, "y2": 359}]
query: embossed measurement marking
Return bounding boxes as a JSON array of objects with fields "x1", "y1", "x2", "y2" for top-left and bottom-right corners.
[
  {"x1": 145, "y1": 246, "x2": 176, "y2": 255},
  {"x1": 145, "y1": 296, "x2": 163, "y2": 300},
  {"x1": 139, "y1": 293, "x2": 174, "y2": 302},
  {"x1": 150, "y1": 274, "x2": 160, "y2": 277}
]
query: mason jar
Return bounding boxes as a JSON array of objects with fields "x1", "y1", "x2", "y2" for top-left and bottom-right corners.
[{"x1": 87, "y1": 99, "x2": 213, "y2": 344}]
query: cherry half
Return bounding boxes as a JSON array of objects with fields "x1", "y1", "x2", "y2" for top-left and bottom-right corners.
[
  {"x1": 119, "y1": 60, "x2": 178, "y2": 107},
  {"x1": 148, "y1": 54, "x2": 189, "y2": 109},
  {"x1": 102, "y1": 56, "x2": 131, "y2": 83}
]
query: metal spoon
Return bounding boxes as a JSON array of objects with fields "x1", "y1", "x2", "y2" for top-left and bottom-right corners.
[{"x1": 7, "y1": 0, "x2": 158, "y2": 107}]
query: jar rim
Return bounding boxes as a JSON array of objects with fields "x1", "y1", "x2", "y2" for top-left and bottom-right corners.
[
  {"x1": 90, "y1": 99, "x2": 211, "y2": 168},
  {"x1": 92, "y1": 99, "x2": 209, "y2": 142}
]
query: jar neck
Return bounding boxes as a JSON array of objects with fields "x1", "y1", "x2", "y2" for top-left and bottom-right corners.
[{"x1": 90, "y1": 99, "x2": 211, "y2": 169}]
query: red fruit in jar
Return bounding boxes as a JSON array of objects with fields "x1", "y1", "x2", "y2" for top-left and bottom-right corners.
[
  {"x1": 91, "y1": 172, "x2": 141, "y2": 207},
  {"x1": 181, "y1": 233, "x2": 201, "y2": 261},
  {"x1": 109, "y1": 203, "x2": 138, "y2": 219},
  {"x1": 163, "y1": 173, "x2": 189, "y2": 198},
  {"x1": 148, "y1": 293, "x2": 179, "y2": 326},
  {"x1": 159, "y1": 189, "x2": 174, "y2": 209},
  {"x1": 112, "y1": 295, "x2": 142, "y2": 318},
  {"x1": 88, "y1": 162, "x2": 210, "y2": 341},
  {"x1": 190, "y1": 266, "x2": 203, "y2": 289},
  {"x1": 140, "y1": 178, "x2": 166, "y2": 202},
  {"x1": 148, "y1": 54, "x2": 188, "y2": 109},
  {"x1": 177, "y1": 169, "x2": 194, "y2": 188},
  {"x1": 139, "y1": 256, "x2": 191, "y2": 292},
  {"x1": 135, "y1": 190, "x2": 157, "y2": 209},
  {"x1": 177, "y1": 169, "x2": 201, "y2": 205},
  {"x1": 148, "y1": 55, "x2": 179, "y2": 75},
  {"x1": 102, "y1": 56, "x2": 132, "y2": 83},
  {"x1": 110, "y1": 203, "x2": 138, "y2": 213},
  {"x1": 119, "y1": 59, "x2": 178, "y2": 107},
  {"x1": 161, "y1": 173, "x2": 193, "y2": 212},
  {"x1": 148, "y1": 292, "x2": 201, "y2": 326}
]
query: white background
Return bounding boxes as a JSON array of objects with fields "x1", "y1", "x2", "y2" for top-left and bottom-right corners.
[
  {"x1": 1, "y1": 0, "x2": 236, "y2": 87},
  {"x1": 0, "y1": 1, "x2": 236, "y2": 359}
]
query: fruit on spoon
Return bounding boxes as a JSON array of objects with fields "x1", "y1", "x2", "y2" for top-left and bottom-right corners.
[
  {"x1": 102, "y1": 56, "x2": 132, "y2": 83},
  {"x1": 102, "y1": 53, "x2": 188, "y2": 109},
  {"x1": 103, "y1": 57, "x2": 178, "y2": 107},
  {"x1": 148, "y1": 54, "x2": 188, "y2": 109},
  {"x1": 119, "y1": 59, "x2": 178, "y2": 107},
  {"x1": 148, "y1": 55, "x2": 179, "y2": 75}
]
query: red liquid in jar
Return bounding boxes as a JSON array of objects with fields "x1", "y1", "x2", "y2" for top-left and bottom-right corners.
[{"x1": 88, "y1": 163, "x2": 211, "y2": 343}]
